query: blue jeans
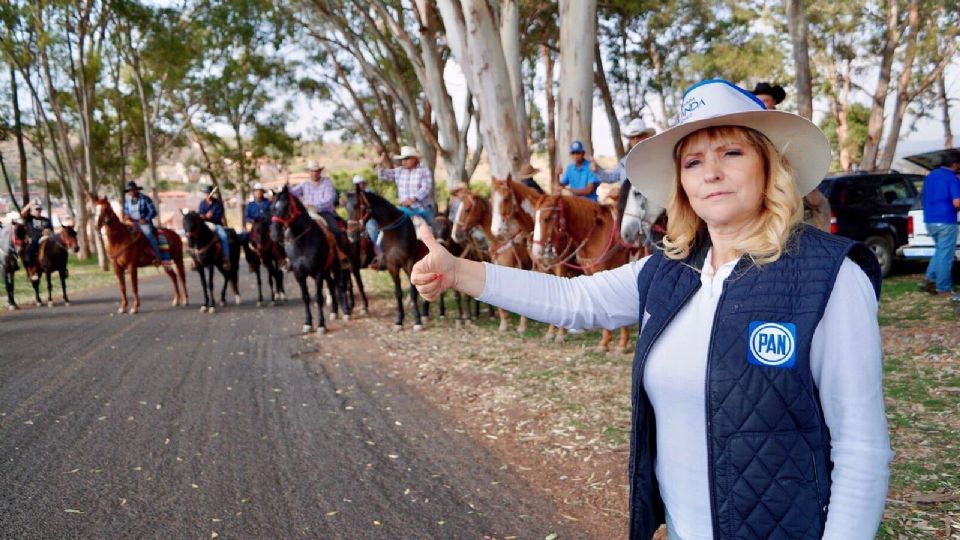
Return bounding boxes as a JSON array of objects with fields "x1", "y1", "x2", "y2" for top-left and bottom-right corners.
[
  {"x1": 925, "y1": 222, "x2": 958, "y2": 292},
  {"x1": 139, "y1": 224, "x2": 160, "y2": 258},
  {"x1": 398, "y1": 205, "x2": 435, "y2": 228},
  {"x1": 215, "y1": 224, "x2": 231, "y2": 264},
  {"x1": 365, "y1": 219, "x2": 381, "y2": 255}
]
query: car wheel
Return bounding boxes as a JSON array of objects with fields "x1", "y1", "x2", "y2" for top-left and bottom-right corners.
[{"x1": 865, "y1": 235, "x2": 894, "y2": 277}]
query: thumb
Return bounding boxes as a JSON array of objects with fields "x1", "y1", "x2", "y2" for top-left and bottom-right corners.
[{"x1": 419, "y1": 222, "x2": 442, "y2": 251}]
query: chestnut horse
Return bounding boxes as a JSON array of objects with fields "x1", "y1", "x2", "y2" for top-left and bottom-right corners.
[
  {"x1": 450, "y1": 186, "x2": 531, "y2": 333},
  {"x1": 22, "y1": 225, "x2": 79, "y2": 307},
  {"x1": 93, "y1": 197, "x2": 188, "y2": 313},
  {"x1": 489, "y1": 178, "x2": 583, "y2": 343},
  {"x1": 531, "y1": 194, "x2": 632, "y2": 353}
]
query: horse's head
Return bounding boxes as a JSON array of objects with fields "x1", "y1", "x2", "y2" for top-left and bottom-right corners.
[
  {"x1": 619, "y1": 184, "x2": 664, "y2": 247},
  {"x1": 449, "y1": 187, "x2": 487, "y2": 244},
  {"x1": 93, "y1": 197, "x2": 115, "y2": 229},
  {"x1": 181, "y1": 210, "x2": 204, "y2": 247},
  {"x1": 269, "y1": 186, "x2": 296, "y2": 243},
  {"x1": 490, "y1": 177, "x2": 538, "y2": 239},
  {"x1": 60, "y1": 225, "x2": 80, "y2": 253},
  {"x1": 531, "y1": 194, "x2": 567, "y2": 263},
  {"x1": 432, "y1": 213, "x2": 453, "y2": 248},
  {"x1": 344, "y1": 188, "x2": 370, "y2": 243}
]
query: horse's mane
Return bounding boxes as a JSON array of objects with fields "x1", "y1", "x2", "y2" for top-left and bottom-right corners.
[
  {"x1": 616, "y1": 179, "x2": 630, "y2": 218},
  {"x1": 502, "y1": 179, "x2": 542, "y2": 203},
  {"x1": 545, "y1": 193, "x2": 602, "y2": 234}
]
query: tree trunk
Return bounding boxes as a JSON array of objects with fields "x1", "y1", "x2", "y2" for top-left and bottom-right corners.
[
  {"x1": 0, "y1": 152, "x2": 21, "y2": 213},
  {"x1": 785, "y1": 0, "x2": 814, "y2": 119},
  {"x1": 557, "y1": 0, "x2": 597, "y2": 168},
  {"x1": 940, "y1": 71, "x2": 953, "y2": 148},
  {"x1": 595, "y1": 40, "x2": 624, "y2": 159},
  {"x1": 859, "y1": 1, "x2": 900, "y2": 171},
  {"x1": 499, "y1": 0, "x2": 530, "y2": 168},
  {"x1": 131, "y1": 57, "x2": 161, "y2": 216},
  {"x1": 542, "y1": 43, "x2": 558, "y2": 192},
  {"x1": 10, "y1": 68, "x2": 30, "y2": 207}
]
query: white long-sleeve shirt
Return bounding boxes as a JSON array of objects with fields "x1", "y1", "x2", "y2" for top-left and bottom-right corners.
[{"x1": 478, "y1": 253, "x2": 893, "y2": 540}]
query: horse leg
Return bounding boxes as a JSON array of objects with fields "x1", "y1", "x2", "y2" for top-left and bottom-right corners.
[
  {"x1": 114, "y1": 266, "x2": 128, "y2": 313},
  {"x1": 315, "y1": 274, "x2": 327, "y2": 335},
  {"x1": 219, "y1": 267, "x2": 228, "y2": 306},
  {"x1": 472, "y1": 297, "x2": 480, "y2": 319},
  {"x1": 59, "y1": 268, "x2": 70, "y2": 306},
  {"x1": 207, "y1": 266, "x2": 217, "y2": 311},
  {"x1": 596, "y1": 329, "x2": 612, "y2": 353},
  {"x1": 297, "y1": 274, "x2": 313, "y2": 333},
  {"x1": 196, "y1": 264, "x2": 209, "y2": 312},
  {"x1": 437, "y1": 290, "x2": 446, "y2": 319},
  {"x1": 231, "y1": 267, "x2": 241, "y2": 306},
  {"x1": 336, "y1": 268, "x2": 351, "y2": 320},
  {"x1": 30, "y1": 270, "x2": 41, "y2": 306},
  {"x1": 175, "y1": 254, "x2": 189, "y2": 306},
  {"x1": 544, "y1": 324, "x2": 556, "y2": 343},
  {"x1": 5, "y1": 271, "x2": 17, "y2": 309},
  {"x1": 254, "y1": 263, "x2": 263, "y2": 307},
  {"x1": 352, "y1": 265, "x2": 369, "y2": 315},
  {"x1": 46, "y1": 271, "x2": 53, "y2": 307},
  {"x1": 497, "y1": 307, "x2": 510, "y2": 332},
  {"x1": 325, "y1": 273, "x2": 338, "y2": 321},
  {"x1": 487, "y1": 302, "x2": 495, "y2": 320},
  {"x1": 409, "y1": 276, "x2": 423, "y2": 330},
  {"x1": 615, "y1": 327, "x2": 631, "y2": 354},
  {"x1": 555, "y1": 327, "x2": 568, "y2": 343},
  {"x1": 390, "y1": 270, "x2": 404, "y2": 329},
  {"x1": 164, "y1": 267, "x2": 179, "y2": 306},
  {"x1": 454, "y1": 291, "x2": 464, "y2": 329},
  {"x1": 518, "y1": 315, "x2": 528, "y2": 334},
  {"x1": 130, "y1": 267, "x2": 140, "y2": 314}
]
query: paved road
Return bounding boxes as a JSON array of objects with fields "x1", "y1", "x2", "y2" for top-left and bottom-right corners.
[{"x1": 0, "y1": 269, "x2": 580, "y2": 539}]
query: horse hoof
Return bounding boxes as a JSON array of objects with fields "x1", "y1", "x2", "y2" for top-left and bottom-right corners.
[
  {"x1": 342, "y1": 314, "x2": 350, "y2": 322},
  {"x1": 498, "y1": 322, "x2": 508, "y2": 332},
  {"x1": 257, "y1": 301, "x2": 263, "y2": 307},
  {"x1": 235, "y1": 295, "x2": 241, "y2": 306},
  {"x1": 616, "y1": 347, "x2": 631, "y2": 355},
  {"x1": 394, "y1": 324, "x2": 403, "y2": 332},
  {"x1": 361, "y1": 308, "x2": 368, "y2": 316},
  {"x1": 118, "y1": 307, "x2": 126, "y2": 314},
  {"x1": 208, "y1": 307, "x2": 215, "y2": 314},
  {"x1": 218, "y1": 301, "x2": 225, "y2": 307},
  {"x1": 554, "y1": 335, "x2": 566, "y2": 344},
  {"x1": 35, "y1": 301, "x2": 42, "y2": 307},
  {"x1": 47, "y1": 301, "x2": 53, "y2": 308},
  {"x1": 413, "y1": 324, "x2": 424, "y2": 332},
  {"x1": 199, "y1": 306, "x2": 207, "y2": 313},
  {"x1": 302, "y1": 324, "x2": 312, "y2": 334},
  {"x1": 330, "y1": 312, "x2": 338, "y2": 321},
  {"x1": 542, "y1": 334, "x2": 554, "y2": 343},
  {"x1": 316, "y1": 327, "x2": 326, "y2": 336},
  {"x1": 130, "y1": 308, "x2": 138, "y2": 315},
  {"x1": 517, "y1": 326, "x2": 528, "y2": 334},
  {"x1": 8, "y1": 304, "x2": 18, "y2": 311}
]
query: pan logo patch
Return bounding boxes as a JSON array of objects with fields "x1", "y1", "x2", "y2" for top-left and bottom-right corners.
[{"x1": 748, "y1": 322, "x2": 796, "y2": 368}]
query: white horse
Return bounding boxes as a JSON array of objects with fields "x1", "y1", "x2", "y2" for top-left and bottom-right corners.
[{"x1": 618, "y1": 181, "x2": 664, "y2": 257}]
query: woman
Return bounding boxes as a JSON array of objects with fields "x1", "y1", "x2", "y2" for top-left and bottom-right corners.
[{"x1": 411, "y1": 80, "x2": 892, "y2": 540}]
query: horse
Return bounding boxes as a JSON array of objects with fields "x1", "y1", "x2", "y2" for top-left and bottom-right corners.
[
  {"x1": 22, "y1": 225, "x2": 79, "y2": 307},
  {"x1": 241, "y1": 217, "x2": 287, "y2": 307},
  {"x1": 450, "y1": 186, "x2": 531, "y2": 332},
  {"x1": 0, "y1": 222, "x2": 25, "y2": 310},
  {"x1": 182, "y1": 211, "x2": 241, "y2": 313},
  {"x1": 339, "y1": 207, "x2": 374, "y2": 316},
  {"x1": 270, "y1": 185, "x2": 350, "y2": 334},
  {"x1": 617, "y1": 179, "x2": 665, "y2": 258},
  {"x1": 344, "y1": 188, "x2": 426, "y2": 330},
  {"x1": 93, "y1": 197, "x2": 188, "y2": 313},
  {"x1": 531, "y1": 193, "x2": 632, "y2": 354},
  {"x1": 427, "y1": 206, "x2": 491, "y2": 325}
]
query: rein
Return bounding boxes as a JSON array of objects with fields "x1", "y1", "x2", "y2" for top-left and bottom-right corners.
[{"x1": 533, "y1": 198, "x2": 624, "y2": 272}]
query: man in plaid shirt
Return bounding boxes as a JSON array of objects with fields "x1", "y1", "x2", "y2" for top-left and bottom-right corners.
[
  {"x1": 291, "y1": 160, "x2": 344, "y2": 247},
  {"x1": 378, "y1": 146, "x2": 435, "y2": 227}
]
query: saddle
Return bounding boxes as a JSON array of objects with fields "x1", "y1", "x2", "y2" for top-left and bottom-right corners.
[{"x1": 314, "y1": 218, "x2": 351, "y2": 270}]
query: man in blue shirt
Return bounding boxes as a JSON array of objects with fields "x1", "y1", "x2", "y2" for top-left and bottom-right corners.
[
  {"x1": 122, "y1": 181, "x2": 161, "y2": 260},
  {"x1": 244, "y1": 183, "x2": 272, "y2": 229},
  {"x1": 198, "y1": 184, "x2": 231, "y2": 270},
  {"x1": 920, "y1": 152, "x2": 960, "y2": 295},
  {"x1": 560, "y1": 140, "x2": 599, "y2": 201}
]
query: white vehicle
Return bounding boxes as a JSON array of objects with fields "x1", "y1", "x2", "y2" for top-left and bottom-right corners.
[{"x1": 899, "y1": 148, "x2": 960, "y2": 261}]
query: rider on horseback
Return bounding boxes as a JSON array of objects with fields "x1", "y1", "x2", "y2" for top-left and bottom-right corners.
[
  {"x1": 198, "y1": 184, "x2": 231, "y2": 271},
  {"x1": 291, "y1": 161, "x2": 346, "y2": 248},
  {"x1": 243, "y1": 182, "x2": 272, "y2": 231},
  {"x1": 375, "y1": 146, "x2": 435, "y2": 269},
  {"x1": 20, "y1": 199, "x2": 53, "y2": 275},
  {"x1": 123, "y1": 181, "x2": 162, "y2": 261}
]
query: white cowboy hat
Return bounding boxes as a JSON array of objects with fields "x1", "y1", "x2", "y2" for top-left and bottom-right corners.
[
  {"x1": 623, "y1": 118, "x2": 656, "y2": 138},
  {"x1": 624, "y1": 79, "x2": 830, "y2": 208},
  {"x1": 252, "y1": 182, "x2": 265, "y2": 191},
  {"x1": 4, "y1": 211, "x2": 20, "y2": 224},
  {"x1": 393, "y1": 146, "x2": 420, "y2": 161},
  {"x1": 305, "y1": 160, "x2": 324, "y2": 172},
  {"x1": 352, "y1": 175, "x2": 366, "y2": 185}
]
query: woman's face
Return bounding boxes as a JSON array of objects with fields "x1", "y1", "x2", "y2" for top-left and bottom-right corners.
[{"x1": 677, "y1": 131, "x2": 766, "y2": 230}]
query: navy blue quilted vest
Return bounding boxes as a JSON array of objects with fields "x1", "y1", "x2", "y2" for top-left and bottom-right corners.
[{"x1": 627, "y1": 225, "x2": 881, "y2": 539}]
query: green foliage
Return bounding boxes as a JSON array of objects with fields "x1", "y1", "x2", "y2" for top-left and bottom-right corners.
[{"x1": 819, "y1": 103, "x2": 870, "y2": 172}]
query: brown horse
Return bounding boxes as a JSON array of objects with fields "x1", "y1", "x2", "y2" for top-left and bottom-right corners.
[
  {"x1": 489, "y1": 178, "x2": 583, "y2": 343},
  {"x1": 450, "y1": 186, "x2": 532, "y2": 333},
  {"x1": 93, "y1": 197, "x2": 188, "y2": 313},
  {"x1": 531, "y1": 194, "x2": 632, "y2": 353},
  {"x1": 22, "y1": 225, "x2": 79, "y2": 307}
]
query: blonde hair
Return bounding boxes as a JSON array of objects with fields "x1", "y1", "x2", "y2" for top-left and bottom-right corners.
[{"x1": 662, "y1": 126, "x2": 803, "y2": 265}]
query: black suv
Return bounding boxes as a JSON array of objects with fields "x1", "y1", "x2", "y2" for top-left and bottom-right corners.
[{"x1": 816, "y1": 171, "x2": 923, "y2": 276}]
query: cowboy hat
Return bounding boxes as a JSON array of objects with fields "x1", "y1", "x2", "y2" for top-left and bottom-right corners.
[
  {"x1": 624, "y1": 79, "x2": 830, "y2": 208},
  {"x1": 751, "y1": 82, "x2": 786, "y2": 105},
  {"x1": 124, "y1": 181, "x2": 144, "y2": 192},
  {"x1": 252, "y1": 182, "x2": 265, "y2": 191},
  {"x1": 516, "y1": 163, "x2": 540, "y2": 178},
  {"x1": 623, "y1": 118, "x2": 656, "y2": 139},
  {"x1": 352, "y1": 175, "x2": 366, "y2": 185},
  {"x1": 393, "y1": 146, "x2": 421, "y2": 161},
  {"x1": 305, "y1": 160, "x2": 324, "y2": 172}
]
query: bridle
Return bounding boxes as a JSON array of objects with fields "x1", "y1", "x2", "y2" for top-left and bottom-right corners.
[
  {"x1": 346, "y1": 190, "x2": 371, "y2": 235},
  {"x1": 450, "y1": 191, "x2": 488, "y2": 260},
  {"x1": 532, "y1": 197, "x2": 622, "y2": 272},
  {"x1": 270, "y1": 191, "x2": 302, "y2": 228}
]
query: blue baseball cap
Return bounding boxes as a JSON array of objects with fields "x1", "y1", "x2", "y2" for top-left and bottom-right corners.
[{"x1": 569, "y1": 140, "x2": 585, "y2": 154}]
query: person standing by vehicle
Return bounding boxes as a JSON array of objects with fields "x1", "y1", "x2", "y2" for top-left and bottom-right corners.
[
  {"x1": 411, "y1": 79, "x2": 892, "y2": 540},
  {"x1": 198, "y1": 185, "x2": 231, "y2": 271},
  {"x1": 122, "y1": 181, "x2": 161, "y2": 261},
  {"x1": 920, "y1": 152, "x2": 960, "y2": 295}
]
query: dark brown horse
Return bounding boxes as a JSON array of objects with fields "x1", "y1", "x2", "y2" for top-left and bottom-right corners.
[
  {"x1": 1, "y1": 221, "x2": 25, "y2": 310},
  {"x1": 345, "y1": 188, "x2": 427, "y2": 330},
  {"x1": 21, "y1": 225, "x2": 79, "y2": 307},
  {"x1": 182, "y1": 210, "x2": 241, "y2": 313},
  {"x1": 94, "y1": 197, "x2": 188, "y2": 313},
  {"x1": 241, "y1": 217, "x2": 287, "y2": 307},
  {"x1": 531, "y1": 194, "x2": 631, "y2": 353}
]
